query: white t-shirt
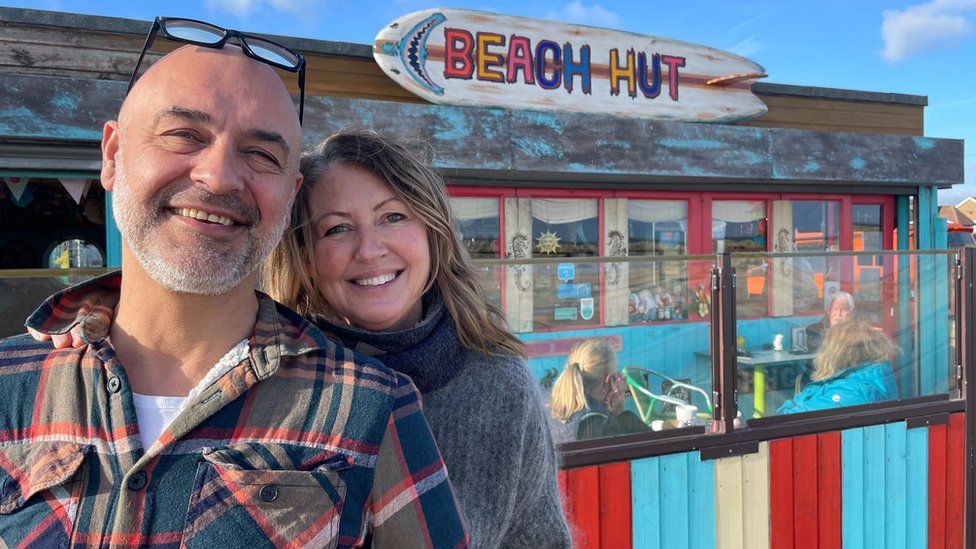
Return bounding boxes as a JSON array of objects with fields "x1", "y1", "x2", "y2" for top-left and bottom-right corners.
[
  {"x1": 132, "y1": 338, "x2": 250, "y2": 450},
  {"x1": 131, "y1": 393, "x2": 185, "y2": 451}
]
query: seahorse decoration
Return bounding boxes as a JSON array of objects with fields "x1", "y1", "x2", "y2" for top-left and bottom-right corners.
[
  {"x1": 605, "y1": 230, "x2": 627, "y2": 286},
  {"x1": 775, "y1": 228, "x2": 795, "y2": 276},
  {"x1": 509, "y1": 233, "x2": 532, "y2": 292}
]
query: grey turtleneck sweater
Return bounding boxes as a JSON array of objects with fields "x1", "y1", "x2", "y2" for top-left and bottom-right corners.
[{"x1": 314, "y1": 295, "x2": 572, "y2": 548}]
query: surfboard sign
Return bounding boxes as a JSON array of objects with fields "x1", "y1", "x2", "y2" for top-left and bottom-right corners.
[{"x1": 374, "y1": 9, "x2": 768, "y2": 123}]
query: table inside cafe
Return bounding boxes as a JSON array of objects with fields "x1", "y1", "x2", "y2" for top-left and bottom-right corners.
[{"x1": 693, "y1": 349, "x2": 816, "y2": 417}]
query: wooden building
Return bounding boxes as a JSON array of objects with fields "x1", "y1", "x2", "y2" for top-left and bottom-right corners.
[{"x1": 0, "y1": 7, "x2": 972, "y2": 548}]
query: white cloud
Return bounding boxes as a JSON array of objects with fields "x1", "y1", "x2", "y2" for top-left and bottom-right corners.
[
  {"x1": 729, "y1": 34, "x2": 763, "y2": 58},
  {"x1": 204, "y1": 0, "x2": 321, "y2": 18},
  {"x1": 546, "y1": 1, "x2": 621, "y2": 28},
  {"x1": 881, "y1": 0, "x2": 976, "y2": 63}
]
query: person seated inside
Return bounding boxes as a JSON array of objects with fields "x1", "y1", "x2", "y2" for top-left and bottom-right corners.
[
  {"x1": 779, "y1": 319, "x2": 899, "y2": 414},
  {"x1": 806, "y1": 291, "x2": 855, "y2": 350},
  {"x1": 548, "y1": 339, "x2": 648, "y2": 443}
]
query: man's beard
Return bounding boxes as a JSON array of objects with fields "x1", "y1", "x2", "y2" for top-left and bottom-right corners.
[{"x1": 111, "y1": 164, "x2": 288, "y2": 295}]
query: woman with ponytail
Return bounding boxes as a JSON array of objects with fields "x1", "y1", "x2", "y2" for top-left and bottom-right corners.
[{"x1": 549, "y1": 339, "x2": 648, "y2": 443}]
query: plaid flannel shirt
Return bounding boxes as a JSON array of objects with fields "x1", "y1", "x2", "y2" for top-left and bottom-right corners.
[{"x1": 0, "y1": 272, "x2": 468, "y2": 548}]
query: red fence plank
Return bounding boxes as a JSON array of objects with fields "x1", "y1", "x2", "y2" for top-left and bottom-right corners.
[
  {"x1": 770, "y1": 438, "x2": 795, "y2": 549},
  {"x1": 946, "y1": 413, "x2": 965, "y2": 549},
  {"x1": 816, "y1": 432, "x2": 842, "y2": 549},
  {"x1": 793, "y1": 434, "x2": 820, "y2": 549},
  {"x1": 598, "y1": 462, "x2": 632, "y2": 549},
  {"x1": 565, "y1": 466, "x2": 601, "y2": 548},
  {"x1": 928, "y1": 423, "x2": 948, "y2": 549}
]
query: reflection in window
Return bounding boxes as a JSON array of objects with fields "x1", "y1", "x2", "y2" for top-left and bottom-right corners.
[
  {"x1": 0, "y1": 178, "x2": 106, "y2": 270},
  {"x1": 449, "y1": 197, "x2": 500, "y2": 259},
  {"x1": 713, "y1": 200, "x2": 766, "y2": 317},
  {"x1": 791, "y1": 201, "x2": 840, "y2": 315},
  {"x1": 531, "y1": 199, "x2": 599, "y2": 329},
  {"x1": 450, "y1": 197, "x2": 503, "y2": 312},
  {"x1": 628, "y1": 200, "x2": 692, "y2": 322},
  {"x1": 47, "y1": 239, "x2": 105, "y2": 269},
  {"x1": 853, "y1": 204, "x2": 883, "y2": 322}
]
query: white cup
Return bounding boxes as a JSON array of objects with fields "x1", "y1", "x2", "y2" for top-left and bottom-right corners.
[
  {"x1": 773, "y1": 333, "x2": 784, "y2": 351},
  {"x1": 676, "y1": 404, "x2": 697, "y2": 423}
]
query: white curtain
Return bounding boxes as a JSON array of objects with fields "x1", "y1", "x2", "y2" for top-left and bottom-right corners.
[
  {"x1": 530, "y1": 198, "x2": 598, "y2": 224},
  {"x1": 627, "y1": 200, "x2": 687, "y2": 229},
  {"x1": 449, "y1": 197, "x2": 498, "y2": 221},
  {"x1": 712, "y1": 200, "x2": 765, "y2": 222}
]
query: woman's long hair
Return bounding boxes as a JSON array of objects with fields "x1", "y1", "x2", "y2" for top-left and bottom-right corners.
[
  {"x1": 549, "y1": 339, "x2": 617, "y2": 422},
  {"x1": 263, "y1": 128, "x2": 524, "y2": 357},
  {"x1": 812, "y1": 319, "x2": 898, "y2": 380}
]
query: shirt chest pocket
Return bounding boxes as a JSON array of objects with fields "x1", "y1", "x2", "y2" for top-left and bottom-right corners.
[
  {"x1": 0, "y1": 442, "x2": 90, "y2": 548},
  {"x1": 181, "y1": 445, "x2": 349, "y2": 549}
]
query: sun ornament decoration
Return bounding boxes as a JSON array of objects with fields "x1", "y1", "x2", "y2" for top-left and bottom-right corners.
[{"x1": 536, "y1": 230, "x2": 561, "y2": 255}]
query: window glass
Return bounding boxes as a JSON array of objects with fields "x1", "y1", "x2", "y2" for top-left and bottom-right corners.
[
  {"x1": 713, "y1": 200, "x2": 767, "y2": 317},
  {"x1": 852, "y1": 204, "x2": 884, "y2": 322},
  {"x1": 450, "y1": 196, "x2": 503, "y2": 312},
  {"x1": 540, "y1": 257, "x2": 717, "y2": 444},
  {"x1": 790, "y1": 201, "x2": 840, "y2": 315},
  {"x1": 531, "y1": 199, "x2": 599, "y2": 329},
  {"x1": 0, "y1": 177, "x2": 106, "y2": 338},
  {"x1": 449, "y1": 197, "x2": 500, "y2": 259},
  {"x1": 737, "y1": 251, "x2": 955, "y2": 419},
  {"x1": 0, "y1": 178, "x2": 106, "y2": 270},
  {"x1": 628, "y1": 200, "x2": 691, "y2": 322}
]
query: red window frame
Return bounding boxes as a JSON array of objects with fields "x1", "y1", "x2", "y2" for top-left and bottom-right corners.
[{"x1": 445, "y1": 186, "x2": 899, "y2": 330}]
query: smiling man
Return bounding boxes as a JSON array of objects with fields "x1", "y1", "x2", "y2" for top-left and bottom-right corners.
[{"x1": 0, "y1": 36, "x2": 466, "y2": 548}]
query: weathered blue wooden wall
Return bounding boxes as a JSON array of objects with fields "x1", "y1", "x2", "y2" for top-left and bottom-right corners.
[{"x1": 0, "y1": 74, "x2": 964, "y2": 187}]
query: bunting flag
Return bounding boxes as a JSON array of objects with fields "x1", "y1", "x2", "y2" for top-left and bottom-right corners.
[
  {"x1": 3, "y1": 177, "x2": 28, "y2": 201},
  {"x1": 3, "y1": 177, "x2": 32, "y2": 207},
  {"x1": 60, "y1": 178, "x2": 91, "y2": 205}
]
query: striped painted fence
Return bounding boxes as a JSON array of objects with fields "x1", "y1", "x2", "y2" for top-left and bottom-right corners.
[{"x1": 558, "y1": 413, "x2": 964, "y2": 548}]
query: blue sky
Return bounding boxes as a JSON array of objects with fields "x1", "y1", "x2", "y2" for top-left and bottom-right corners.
[{"x1": 6, "y1": 0, "x2": 976, "y2": 204}]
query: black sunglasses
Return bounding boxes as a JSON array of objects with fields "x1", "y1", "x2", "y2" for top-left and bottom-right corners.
[{"x1": 127, "y1": 16, "x2": 307, "y2": 124}]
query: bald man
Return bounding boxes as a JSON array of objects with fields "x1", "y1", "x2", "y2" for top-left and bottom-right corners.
[{"x1": 0, "y1": 44, "x2": 466, "y2": 548}]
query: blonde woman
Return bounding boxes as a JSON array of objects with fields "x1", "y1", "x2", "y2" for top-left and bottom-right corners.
[
  {"x1": 265, "y1": 129, "x2": 571, "y2": 548},
  {"x1": 548, "y1": 338, "x2": 647, "y2": 443},
  {"x1": 779, "y1": 319, "x2": 899, "y2": 414}
]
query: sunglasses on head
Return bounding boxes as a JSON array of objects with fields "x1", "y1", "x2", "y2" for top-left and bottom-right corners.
[{"x1": 127, "y1": 16, "x2": 307, "y2": 124}]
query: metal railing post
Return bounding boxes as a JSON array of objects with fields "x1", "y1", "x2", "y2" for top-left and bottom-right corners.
[
  {"x1": 711, "y1": 253, "x2": 738, "y2": 434},
  {"x1": 961, "y1": 247, "x2": 976, "y2": 549}
]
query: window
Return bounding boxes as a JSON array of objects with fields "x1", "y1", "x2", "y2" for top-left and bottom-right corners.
[
  {"x1": 627, "y1": 200, "x2": 690, "y2": 322},
  {"x1": 0, "y1": 177, "x2": 106, "y2": 270},
  {"x1": 852, "y1": 204, "x2": 884, "y2": 322},
  {"x1": 790, "y1": 200, "x2": 840, "y2": 315},
  {"x1": 713, "y1": 200, "x2": 767, "y2": 317},
  {"x1": 449, "y1": 197, "x2": 500, "y2": 259},
  {"x1": 530, "y1": 198, "x2": 600, "y2": 329}
]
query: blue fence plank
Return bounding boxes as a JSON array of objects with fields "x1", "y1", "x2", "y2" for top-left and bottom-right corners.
[
  {"x1": 843, "y1": 423, "x2": 929, "y2": 549},
  {"x1": 907, "y1": 426, "x2": 929, "y2": 548},
  {"x1": 632, "y1": 455, "x2": 662, "y2": 549},
  {"x1": 842, "y1": 429, "x2": 866, "y2": 549},
  {"x1": 631, "y1": 452, "x2": 715, "y2": 549},
  {"x1": 884, "y1": 424, "x2": 908, "y2": 548}
]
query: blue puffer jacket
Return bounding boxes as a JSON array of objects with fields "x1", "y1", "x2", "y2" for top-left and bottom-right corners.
[{"x1": 778, "y1": 361, "x2": 898, "y2": 414}]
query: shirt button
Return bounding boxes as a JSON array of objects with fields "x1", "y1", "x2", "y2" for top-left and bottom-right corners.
[
  {"x1": 127, "y1": 471, "x2": 148, "y2": 491},
  {"x1": 259, "y1": 484, "x2": 279, "y2": 503},
  {"x1": 107, "y1": 376, "x2": 123, "y2": 393}
]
